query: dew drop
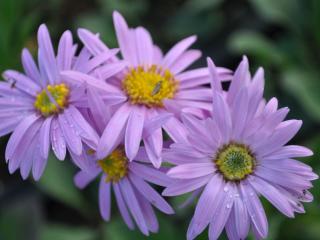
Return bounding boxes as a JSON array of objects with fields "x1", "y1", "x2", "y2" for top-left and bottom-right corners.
[{"x1": 223, "y1": 186, "x2": 229, "y2": 192}]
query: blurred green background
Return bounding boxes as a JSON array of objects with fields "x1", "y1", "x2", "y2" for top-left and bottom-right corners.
[{"x1": 0, "y1": 0, "x2": 320, "y2": 239}]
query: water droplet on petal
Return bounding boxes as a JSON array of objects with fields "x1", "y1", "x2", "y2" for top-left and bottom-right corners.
[{"x1": 223, "y1": 186, "x2": 229, "y2": 192}]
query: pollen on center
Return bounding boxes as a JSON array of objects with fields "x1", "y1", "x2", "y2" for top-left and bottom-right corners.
[
  {"x1": 122, "y1": 65, "x2": 178, "y2": 108},
  {"x1": 98, "y1": 148, "x2": 128, "y2": 183},
  {"x1": 34, "y1": 83, "x2": 70, "y2": 117},
  {"x1": 214, "y1": 142, "x2": 256, "y2": 181}
]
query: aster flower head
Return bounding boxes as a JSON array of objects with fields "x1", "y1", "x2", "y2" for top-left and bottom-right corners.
[
  {"x1": 74, "y1": 147, "x2": 174, "y2": 236},
  {"x1": 0, "y1": 24, "x2": 123, "y2": 180},
  {"x1": 163, "y1": 57, "x2": 318, "y2": 240},
  {"x1": 73, "y1": 94, "x2": 174, "y2": 235},
  {"x1": 65, "y1": 11, "x2": 232, "y2": 168}
]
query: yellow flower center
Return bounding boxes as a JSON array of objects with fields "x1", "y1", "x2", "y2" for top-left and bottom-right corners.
[
  {"x1": 98, "y1": 148, "x2": 128, "y2": 183},
  {"x1": 34, "y1": 83, "x2": 70, "y2": 117},
  {"x1": 214, "y1": 143, "x2": 255, "y2": 181},
  {"x1": 122, "y1": 65, "x2": 178, "y2": 108}
]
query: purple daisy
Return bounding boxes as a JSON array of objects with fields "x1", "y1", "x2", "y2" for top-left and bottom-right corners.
[
  {"x1": 73, "y1": 89, "x2": 174, "y2": 235},
  {"x1": 163, "y1": 57, "x2": 318, "y2": 240},
  {"x1": 0, "y1": 24, "x2": 124, "y2": 180},
  {"x1": 74, "y1": 147, "x2": 174, "y2": 236},
  {"x1": 62, "y1": 11, "x2": 232, "y2": 168}
]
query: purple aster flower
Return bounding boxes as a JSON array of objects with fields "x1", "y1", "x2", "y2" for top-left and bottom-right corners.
[
  {"x1": 74, "y1": 147, "x2": 174, "y2": 236},
  {"x1": 73, "y1": 91, "x2": 174, "y2": 235},
  {"x1": 163, "y1": 57, "x2": 318, "y2": 240},
  {"x1": 63, "y1": 11, "x2": 232, "y2": 168},
  {"x1": 0, "y1": 24, "x2": 124, "y2": 180}
]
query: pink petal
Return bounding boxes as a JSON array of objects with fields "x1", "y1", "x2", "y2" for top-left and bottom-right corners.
[
  {"x1": 231, "y1": 87, "x2": 249, "y2": 141},
  {"x1": 113, "y1": 11, "x2": 137, "y2": 65},
  {"x1": 167, "y1": 163, "x2": 215, "y2": 179},
  {"x1": 134, "y1": 27, "x2": 153, "y2": 65},
  {"x1": 113, "y1": 182, "x2": 135, "y2": 229},
  {"x1": 170, "y1": 50, "x2": 201, "y2": 74},
  {"x1": 186, "y1": 174, "x2": 223, "y2": 240},
  {"x1": 129, "y1": 173, "x2": 174, "y2": 214},
  {"x1": 162, "y1": 35, "x2": 197, "y2": 69},
  {"x1": 212, "y1": 92, "x2": 232, "y2": 144},
  {"x1": 207, "y1": 58, "x2": 223, "y2": 93},
  {"x1": 5, "y1": 113, "x2": 41, "y2": 161},
  {"x1": 97, "y1": 103, "x2": 131, "y2": 159},
  {"x1": 84, "y1": 49, "x2": 119, "y2": 74},
  {"x1": 3, "y1": 70, "x2": 41, "y2": 96},
  {"x1": 39, "y1": 116, "x2": 53, "y2": 159},
  {"x1": 119, "y1": 178, "x2": 149, "y2": 235},
  {"x1": 208, "y1": 183, "x2": 235, "y2": 240},
  {"x1": 78, "y1": 28, "x2": 110, "y2": 56},
  {"x1": 125, "y1": 106, "x2": 145, "y2": 161},
  {"x1": 227, "y1": 56, "x2": 249, "y2": 105},
  {"x1": 21, "y1": 48, "x2": 41, "y2": 82},
  {"x1": 99, "y1": 176, "x2": 111, "y2": 221},
  {"x1": 57, "y1": 30, "x2": 74, "y2": 71},
  {"x1": 239, "y1": 182, "x2": 268, "y2": 238},
  {"x1": 137, "y1": 194, "x2": 159, "y2": 233},
  {"x1": 37, "y1": 24, "x2": 58, "y2": 84},
  {"x1": 61, "y1": 70, "x2": 121, "y2": 93},
  {"x1": 143, "y1": 128, "x2": 162, "y2": 168},
  {"x1": 58, "y1": 112, "x2": 82, "y2": 156},
  {"x1": 74, "y1": 169, "x2": 100, "y2": 189},
  {"x1": 162, "y1": 174, "x2": 212, "y2": 196},
  {"x1": 143, "y1": 112, "x2": 173, "y2": 139},
  {"x1": 51, "y1": 117, "x2": 67, "y2": 160},
  {"x1": 249, "y1": 176, "x2": 294, "y2": 217},
  {"x1": 129, "y1": 162, "x2": 171, "y2": 187}
]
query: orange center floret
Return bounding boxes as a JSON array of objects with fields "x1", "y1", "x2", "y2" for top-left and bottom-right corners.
[{"x1": 122, "y1": 65, "x2": 178, "y2": 108}]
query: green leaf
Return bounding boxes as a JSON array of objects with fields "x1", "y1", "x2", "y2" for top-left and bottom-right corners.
[
  {"x1": 0, "y1": 194, "x2": 43, "y2": 240},
  {"x1": 40, "y1": 224, "x2": 97, "y2": 240},
  {"x1": 228, "y1": 31, "x2": 285, "y2": 66},
  {"x1": 36, "y1": 154, "x2": 90, "y2": 216},
  {"x1": 282, "y1": 69, "x2": 320, "y2": 122},
  {"x1": 183, "y1": 0, "x2": 224, "y2": 13},
  {"x1": 249, "y1": 0, "x2": 297, "y2": 25}
]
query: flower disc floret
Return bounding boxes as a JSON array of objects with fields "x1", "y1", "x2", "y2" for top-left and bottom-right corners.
[
  {"x1": 122, "y1": 65, "x2": 178, "y2": 108},
  {"x1": 34, "y1": 83, "x2": 69, "y2": 116},
  {"x1": 215, "y1": 143, "x2": 255, "y2": 181},
  {"x1": 98, "y1": 148, "x2": 128, "y2": 182}
]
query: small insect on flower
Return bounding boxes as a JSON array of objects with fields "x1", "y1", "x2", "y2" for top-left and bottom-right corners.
[
  {"x1": 0, "y1": 24, "x2": 124, "y2": 180},
  {"x1": 151, "y1": 81, "x2": 163, "y2": 96},
  {"x1": 63, "y1": 11, "x2": 233, "y2": 168},
  {"x1": 163, "y1": 56, "x2": 318, "y2": 240}
]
